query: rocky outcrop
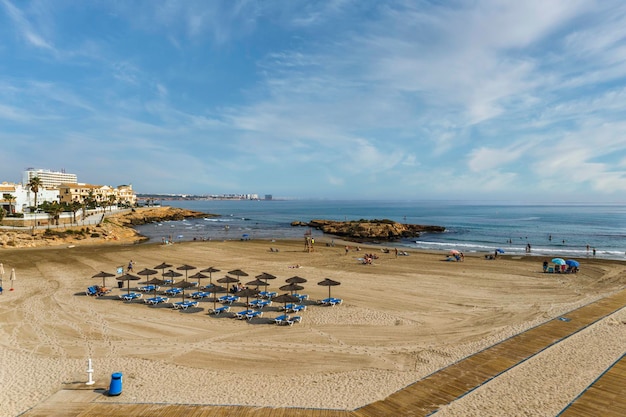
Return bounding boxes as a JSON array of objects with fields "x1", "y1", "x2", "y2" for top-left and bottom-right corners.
[{"x1": 291, "y1": 219, "x2": 445, "y2": 241}]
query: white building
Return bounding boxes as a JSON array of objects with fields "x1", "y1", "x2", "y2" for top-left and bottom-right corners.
[
  {"x1": 0, "y1": 182, "x2": 59, "y2": 214},
  {"x1": 22, "y1": 168, "x2": 77, "y2": 189}
]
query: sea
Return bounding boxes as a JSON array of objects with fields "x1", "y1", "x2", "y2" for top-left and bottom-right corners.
[{"x1": 134, "y1": 200, "x2": 626, "y2": 261}]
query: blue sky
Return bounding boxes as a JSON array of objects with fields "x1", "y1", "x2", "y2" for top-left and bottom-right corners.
[{"x1": 1, "y1": 1, "x2": 626, "y2": 202}]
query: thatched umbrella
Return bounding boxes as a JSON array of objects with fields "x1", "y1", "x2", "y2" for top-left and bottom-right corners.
[
  {"x1": 188, "y1": 271, "x2": 209, "y2": 287},
  {"x1": 217, "y1": 275, "x2": 240, "y2": 292},
  {"x1": 272, "y1": 293, "x2": 301, "y2": 311},
  {"x1": 144, "y1": 277, "x2": 167, "y2": 298},
  {"x1": 173, "y1": 280, "x2": 198, "y2": 303},
  {"x1": 237, "y1": 287, "x2": 259, "y2": 307},
  {"x1": 137, "y1": 268, "x2": 158, "y2": 285},
  {"x1": 200, "y1": 267, "x2": 220, "y2": 285},
  {"x1": 228, "y1": 269, "x2": 249, "y2": 280},
  {"x1": 116, "y1": 273, "x2": 140, "y2": 295},
  {"x1": 176, "y1": 264, "x2": 197, "y2": 281},
  {"x1": 286, "y1": 275, "x2": 307, "y2": 284},
  {"x1": 317, "y1": 278, "x2": 341, "y2": 299},
  {"x1": 279, "y1": 282, "x2": 304, "y2": 295},
  {"x1": 153, "y1": 262, "x2": 173, "y2": 280},
  {"x1": 162, "y1": 269, "x2": 183, "y2": 286},
  {"x1": 204, "y1": 284, "x2": 227, "y2": 311},
  {"x1": 92, "y1": 271, "x2": 115, "y2": 288}
]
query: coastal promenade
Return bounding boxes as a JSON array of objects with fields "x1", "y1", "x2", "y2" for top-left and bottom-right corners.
[{"x1": 20, "y1": 288, "x2": 626, "y2": 417}]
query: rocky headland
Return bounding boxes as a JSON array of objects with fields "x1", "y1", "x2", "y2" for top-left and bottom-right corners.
[
  {"x1": 291, "y1": 219, "x2": 445, "y2": 242},
  {"x1": 0, "y1": 207, "x2": 210, "y2": 249}
]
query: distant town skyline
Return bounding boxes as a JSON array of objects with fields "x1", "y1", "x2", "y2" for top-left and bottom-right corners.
[{"x1": 1, "y1": 1, "x2": 626, "y2": 202}]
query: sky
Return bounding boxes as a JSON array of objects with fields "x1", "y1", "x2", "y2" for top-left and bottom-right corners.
[{"x1": 1, "y1": 0, "x2": 626, "y2": 202}]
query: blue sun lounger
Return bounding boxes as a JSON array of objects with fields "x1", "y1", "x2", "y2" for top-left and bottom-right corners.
[
  {"x1": 173, "y1": 300, "x2": 199, "y2": 310},
  {"x1": 191, "y1": 291, "x2": 210, "y2": 299},
  {"x1": 208, "y1": 305, "x2": 230, "y2": 315},
  {"x1": 246, "y1": 310, "x2": 263, "y2": 320},
  {"x1": 164, "y1": 287, "x2": 183, "y2": 296},
  {"x1": 234, "y1": 309, "x2": 254, "y2": 319},
  {"x1": 274, "y1": 314, "x2": 290, "y2": 325},
  {"x1": 285, "y1": 316, "x2": 302, "y2": 326},
  {"x1": 219, "y1": 295, "x2": 240, "y2": 304},
  {"x1": 292, "y1": 293, "x2": 309, "y2": 301},
  {"x1": 138, "y1": 285, "x2": 159, "y2": 292},
  {"x1": 318, "y1": 297, "x2": 343, "y2": 306},
  {"x1": 119, "y1": 292, "x2": 142, "y2": 301},
  {"x1": 144, "y1": 296, "x2": 169, "y2": 305}
]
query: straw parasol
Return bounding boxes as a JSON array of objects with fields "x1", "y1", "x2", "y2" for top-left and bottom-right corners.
[
  {"x1": 162, "y1": 270, "x2": 183, "y2": 286},
  {"x1": 173, "y1": 280, "x2": 197, "y2": 303},
  {"x1": 200, "y1": 267, "x2": 220, "y2": 285},
  {"x1": 188, "y1": 271, "x2": 209, "y2": 287},
  {"x1": 92, "y1": 271, "x2": 115, "y2": 288},
  {"x1": 272, "y1": 293, "x2": 300, "y2": 310},
  {"x1": 317, "y1": 278, "x2": 341, "y2": 299},
  {"x1": 154, "y1": 262, "x2": 173, "y2": 280},
  {"x1": 137, "y1": 268, "x2": 158, "y2": 284},
  {"x1": 286, "y1": 276, "x2": 307, "y2": 284},
  {"x1": 217, "y1": 275, "x2": 240, "y2": 292},
  {"x1": 279, "y1": 282, "x2": 304, "y2": 294},
  {"x1": 228, "y1": 269, "x2": 249, "y2": 280},
  {"x1": 204, "y1": 284, "x2": 227, "y2": 311},
  {"x1": 116, "y1": 273, "x2": 140, "y2": 295},
  {"x1": 176, "y1": 264, "x2": 197, "y2": 281}
]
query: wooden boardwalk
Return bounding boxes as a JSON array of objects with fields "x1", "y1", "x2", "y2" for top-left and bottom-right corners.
[
  {"x1": 21, "y1": 289, "x2": 626, "y2": 417},
  {"x1": 557, "y1": 353, "x2": 626, "y2": 417}
]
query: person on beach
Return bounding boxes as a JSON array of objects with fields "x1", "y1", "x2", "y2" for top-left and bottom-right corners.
[
  {"x1": 542, "y1": 260, "x2": 548, "y2": 273},
  {"x1": 127, "y1": 260, "x2": 134, "y2": 272}
]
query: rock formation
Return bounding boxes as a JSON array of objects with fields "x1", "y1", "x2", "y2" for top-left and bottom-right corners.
[{"x1": 291, "y1": 219, "x2": 445, "y2": 241}]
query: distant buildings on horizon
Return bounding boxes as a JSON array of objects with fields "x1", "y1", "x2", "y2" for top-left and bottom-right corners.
[{"x1": 1, "y1": 168, "x2": 136, "y2": 214}]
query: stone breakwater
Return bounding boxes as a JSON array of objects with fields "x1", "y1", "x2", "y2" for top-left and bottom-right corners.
[
  {"x1": 291, "y1": 219, "x2": 445, "y2": 241},
  {"x1": 0, "y1": 207, "x2": 211, "y2": 249}
]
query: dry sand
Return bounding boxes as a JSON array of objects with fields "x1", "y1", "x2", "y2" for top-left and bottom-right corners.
[{"x1": 0, "y1": 237, "x2": 625, "y2": 416}]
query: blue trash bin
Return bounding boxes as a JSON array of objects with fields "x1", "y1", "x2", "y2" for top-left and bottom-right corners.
[{"x1": 109, "y1": 372, "x2": 123, "y2": 396}]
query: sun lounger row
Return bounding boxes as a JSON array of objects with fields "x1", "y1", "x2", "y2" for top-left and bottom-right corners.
[
  {"x1": 173, "y1": 300, "x2": 199, "y2": 310},
  {"x1": 86, "y1": 286, "x2": 111, "y2": 297},
  {"x1": 138, "y1": 285, "x2": 160, "y2": 292},
  {"x1": 317, "y1": 297, "x2": 343, "y2": 306},
  {"x1": 274, "y1": 314, "x2": 302, "y2": 326},
  {"x1": 144, "y1": 296, "x2": 169, "y2": 305},
  {"x1": 219, "y1": 295, "x2": 240, "y2": 304},
  {"x1": 292, "y1": 293, "x2": 309, "y2": 301},
  {"x1": 164, "y1": 287, "x2": 183, "y2": 296},
  {"x1": 233, "y1": 309, "x2": 264, "y2": 320},
  {"x1": 119, "y1": 292, "x2": 142, "y2": 301},
  {"x1": 278, "y1": 303, "x2": 307, "y2": 313},
  {"x1": 247, "y1": 299, "x2": 272, "y2": 309},
  {"x1": 259, "y1": 291, "x2": 277, "y2": 299},
  {"x1": 208, "y1": 305, "x2": 230, "y2": 315},
  {"x1": 191, "y1": 291, "x2": 212, "y2": 299}
]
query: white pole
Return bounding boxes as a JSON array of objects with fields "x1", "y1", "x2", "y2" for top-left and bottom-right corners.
[{"x1": 86, "y1": 358, "x2": 95, "y2": 385}]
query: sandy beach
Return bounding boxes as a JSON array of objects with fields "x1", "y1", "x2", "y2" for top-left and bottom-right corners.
[{"x1": 0, "y1": 237, "x2": 625, "y2": 416}]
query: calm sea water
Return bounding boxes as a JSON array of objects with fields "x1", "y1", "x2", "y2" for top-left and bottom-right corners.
[{"x1": 134, "y1": 200, "x2": 626, "y2": 260}]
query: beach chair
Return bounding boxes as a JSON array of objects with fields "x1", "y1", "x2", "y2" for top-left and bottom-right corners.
[
  {"x1": 219, "y1": 295, "x2": 239, "y2": 305},
  {"x1": 234, "y1": 309, "x2": 254, "y2": 319},
  {"x1": 285, "y1": 316, "x2": 302, "y2": 326},
  {"x1": 290, "y1": 304, "x2": 307, "y2": 313},
  {"x1": 278, "y1": 303, "x2": 295, "y2": 312},
  {"x1": 319, "y1": 297, "x2": 343, "y2": 306},
  {"x1": 164, "y1": 287, "x2": 182, "y2": 296},
  {"x1": 86, "y1": 286, "x2": 98, "y2": 296},
  {"x1": 138, "y1": 285, "x2": 159, "y2": 292},
  {"x1": 256, "y1": 300, "x2": 272, "y2": 309},
  {"x1": 247, "y1": 299, "x2": 262, "y2": 308},
  {"x1": 246, "y1": 310, "x2": 263, "y2": 320},
  {"x1": 274, "y1": 314, "x2": 290, "y2": 325},
  {"x1": 173, "y1": 300, "x2": 199, "y2": 310},
  {"x1": 208, "y1": 305, "x2": 230, "y2": 315},
  {"x1": 144, "y1": 296, "x2": 169, "y2": 305},
  {"x1": 293, "y1": 293, "x2": 309, "y2": 301},
  {"x1": 119, "y1": 292, "x2": 142, "y2": 301},
  {"x1": 96, "y1": 286, "x2": 111, "y2": 296},
  {"x1": 191, "y1": 291, "x2": 210, "y2": 299}
]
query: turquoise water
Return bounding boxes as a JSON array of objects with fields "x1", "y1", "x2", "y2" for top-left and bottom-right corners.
[{"x1": 134, "y1": 200, "x2": 626, "y2": 260}]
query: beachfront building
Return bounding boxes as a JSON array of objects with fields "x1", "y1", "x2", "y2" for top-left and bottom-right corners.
[
  {"x1": 58, "y1": 183, "x2": 137, "y2": 208},
  {"x1": 1, "y1": 182, "x2": 60, "y2": 214},
  {"x1": 22, "y1": 168, "x2": 77, "y2": 189}
]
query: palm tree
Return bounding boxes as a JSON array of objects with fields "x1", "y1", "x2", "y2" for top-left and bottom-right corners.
[
  {"x1": 28, "y1": 176, "x2": 43, "y2": 234},
  {"x1": 2, "y1": 193, "x2": 15, "y2": 215},
  {"x1": 27, "y1": 176, "x2": 43, "y2": 212},
  {"x1": 107, "y1": 194, "x2": 117, "y2": 212}
]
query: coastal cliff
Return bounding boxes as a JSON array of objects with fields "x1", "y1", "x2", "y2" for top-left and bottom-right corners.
[
  {"x1": 0, "y1": 207, "x2": 210, "y2": 249},
  {"x1": 291, "y1": 219, "x2": 445, "y2": 241}
]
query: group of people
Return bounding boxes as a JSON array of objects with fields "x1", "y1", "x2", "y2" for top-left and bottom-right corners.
[
  {"x1": 361, "y1": 253, "x2": 379, "y2": 264},
  {"x1": 542, "y1": 260, "x2": 579, "y2": 274}
]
